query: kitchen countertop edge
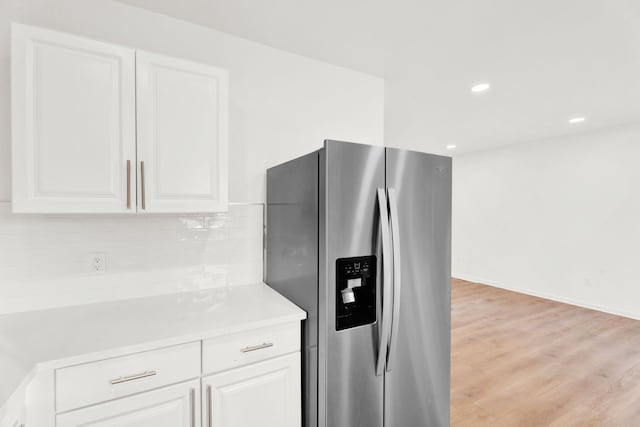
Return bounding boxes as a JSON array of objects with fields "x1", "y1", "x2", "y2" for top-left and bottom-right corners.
[{"x1": 0, "y1": 282, "x2": 306, "y2": 421}]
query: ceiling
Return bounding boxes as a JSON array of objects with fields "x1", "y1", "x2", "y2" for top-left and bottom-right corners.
[{"x1": 117, "y1": 0, "x2": 640, "y2": 154}]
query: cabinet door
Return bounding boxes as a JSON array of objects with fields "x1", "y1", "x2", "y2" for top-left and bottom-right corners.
[
  {"x1": 11, "y1": 24, "x2": 136, "y2": 213},
  {"x1": 136, "y1": 51, "x2": 228, "y2": 213},
  {"x1": 202, "y1": 353, "x2": 301, "y2": 427},
  {"x1": 57, "y1": 380, "x2": 200, "y2": 427}
]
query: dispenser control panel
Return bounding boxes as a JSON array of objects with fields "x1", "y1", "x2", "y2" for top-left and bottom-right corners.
[{"x1": 335, "y1": 256, "x2": 376, "y2": 331}]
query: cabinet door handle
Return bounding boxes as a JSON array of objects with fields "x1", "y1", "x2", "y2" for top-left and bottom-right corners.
[
  {"x1": 241, "y1": 342, "x2": 274, "y2": 353},
  {"x1": 190, "y1": 388, "x2": 196, "y2": 427},
  {"x1": 140, "y1": 161, "x2": 146, "y2": 210},
  {"x1": 207, "y1": 384, "x2": 212, "y2": 427},
  {"x1": 126, "y1": 160, "x2": 131, "y2": 209},
  {"x1": 110, "y1": 370, "x2": 156, "y2": 385}
]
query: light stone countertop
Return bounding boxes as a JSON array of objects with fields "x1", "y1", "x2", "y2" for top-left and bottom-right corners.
[{"x1": 0, "y1": 283, "x2": 306, "y2": 421}]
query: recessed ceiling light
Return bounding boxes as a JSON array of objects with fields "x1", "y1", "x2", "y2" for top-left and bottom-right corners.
[
  {"x1": 446, "y1": 144, "x2": 457, "y2": 150},
  {"x1": 471, "y1": 82, "x2": 491, "y2": 93},
  {"x1": 569, "y1": 117, "x2": 586, "y2": 124}
]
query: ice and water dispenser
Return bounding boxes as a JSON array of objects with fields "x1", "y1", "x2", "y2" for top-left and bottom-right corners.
[{"x1": 335, "y1": 256, "x2": 377, "y2": 331}]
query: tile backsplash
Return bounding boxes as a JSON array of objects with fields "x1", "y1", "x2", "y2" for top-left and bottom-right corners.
[{"x1": 0, "y1": 202, "x2": 264, "y2": 314}]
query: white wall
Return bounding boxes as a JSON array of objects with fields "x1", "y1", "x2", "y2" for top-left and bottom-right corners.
[
  {"x1": 453, "y1": 124, "x2": 640, "y2": 319},
  {"x1": 0, "y1": 0, "x2": 384, "y2": 313}
]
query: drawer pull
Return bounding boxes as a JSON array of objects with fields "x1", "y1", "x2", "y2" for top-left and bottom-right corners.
[
  {"x1": 241, "y1": 342, "x2": 274, "y2": 353},
  {"x1": 110, "y1": 370, "x2": 157, "y2": 385}
]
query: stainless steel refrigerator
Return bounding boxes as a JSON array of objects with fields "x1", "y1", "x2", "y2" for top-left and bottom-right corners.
[{"x1": 266, "y1": 140, "x2": 451, "y2": 427}]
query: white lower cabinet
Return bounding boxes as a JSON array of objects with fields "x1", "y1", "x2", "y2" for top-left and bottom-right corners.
[
  {"x1": 40, "y1": 322, "x2": 301, "y2": 427},
  {"x1": 202, "y1": 353, "x2": 301, "y2": 427},
  {"x1": 56, "y1": 380, "x2": 200, "y2": 427}
]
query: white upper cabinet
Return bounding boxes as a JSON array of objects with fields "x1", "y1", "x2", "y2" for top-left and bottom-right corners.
[
  {"x1": 11, "y1": 24, "x2": 136, "y2": 213},
  {"x1": 11, "y1": 25, "x2": 229, "y2": 214},
  {"x1": 135, "y1": 51, "x2": 228, "y2": 213}
]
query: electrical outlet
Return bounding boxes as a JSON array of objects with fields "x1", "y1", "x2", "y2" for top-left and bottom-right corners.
[{"x1": 90, "y1": 253, "x2": 106, "y2": 274}]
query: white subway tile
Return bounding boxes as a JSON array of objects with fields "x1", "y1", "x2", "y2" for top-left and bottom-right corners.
[{"x1": 0, "y1": 203, "x2": 264, "y2": 314}]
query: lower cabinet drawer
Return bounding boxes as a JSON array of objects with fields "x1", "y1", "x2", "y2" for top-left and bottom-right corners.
[
  {"x1": 57, "y1": 379, "x2": 200, "y2": 427},
  {"x1": 55, "y1": 341, "x2": 201, "y2": 413},
  {"x1": 202, "y1": 322, "x2": 300, "y2": 375}
]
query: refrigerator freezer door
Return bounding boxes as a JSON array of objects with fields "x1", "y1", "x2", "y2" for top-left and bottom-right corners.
[
  {"x1": 320, "y1": 140, "x2": 385, "y2": 427},
  {"x1": 384, "y1": 148, "x2": 452, "y2": 427}
]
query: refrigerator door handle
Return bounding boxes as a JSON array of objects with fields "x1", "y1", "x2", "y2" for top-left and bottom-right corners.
[
  {"x1": 386, "y1": 188, "x2": 402, "y2": 372},
  {"x1": 376, "y1": 188, "x2": 393, "y2": 377}
]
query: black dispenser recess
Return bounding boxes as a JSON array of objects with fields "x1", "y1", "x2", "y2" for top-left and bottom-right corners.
[{"x1": 335, "y1": 256, "x2": 377, "y2": 331}]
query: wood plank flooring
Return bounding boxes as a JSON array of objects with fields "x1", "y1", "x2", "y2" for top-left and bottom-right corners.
[{"x1": 451, "y1": 278, "x2": 640, "y2": 426}]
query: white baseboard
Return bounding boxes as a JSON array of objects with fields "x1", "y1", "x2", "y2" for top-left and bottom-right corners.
[{"x1": 453, "y1": 272, "x2": 640, "y2": 321}]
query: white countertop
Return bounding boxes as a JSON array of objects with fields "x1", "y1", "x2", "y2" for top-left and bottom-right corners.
[{"x1": 0, "y1": 283, "x2": 306, "y2": 414}]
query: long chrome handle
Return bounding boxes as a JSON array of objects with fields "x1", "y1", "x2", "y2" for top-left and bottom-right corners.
[
  {"x1": 126, "y1": 160, "x2": 131, "y2": 209},
  {"x1": 386, "y1": 188, "x2": 402, "y2": 372},
  {"x1": 140, "y1": 161, "x2": 146, "y2": 210},
  {"x1": 375, "y1": 188, "x2": 392, "y2": 376},
  {"x1": 241, "y1": 342, "x2": 273, "y2": 353},
  {"x1": 206, "y1": 384, "x2": 212, "y2": 427},
  {"x1": 189, "y1": 388, "x2": 195, "y2": 427},
  {"x1": 110, "y1": 370, "x2": 156, "y2": 385}
]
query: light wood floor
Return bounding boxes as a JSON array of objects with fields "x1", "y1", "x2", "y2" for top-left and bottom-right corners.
[{"x1": 451, "y1": 278, "x2": 640, "y2": 426}]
